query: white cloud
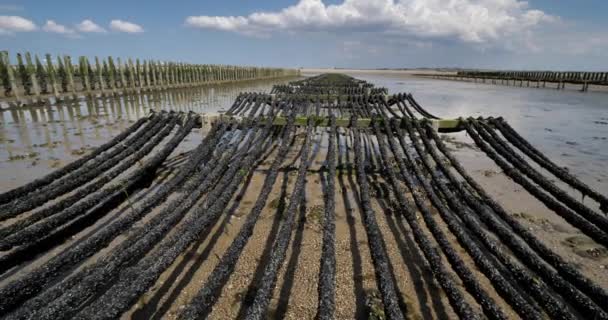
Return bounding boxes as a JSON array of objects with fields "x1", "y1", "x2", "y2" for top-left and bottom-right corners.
[
  {"x1": 77, "y1": 19, "x2": 106, "y2": 33},
  {"x1": 43, "y1": 20, "x2": 77, "y2": 36},
  {"x1": 110, "y1": 19, "x2": 144, "y2": 33},
  {"x1": 186, "y1": 16, "x2": 248, "y2": 33},
  {"x1": 0, "y1": 15, "x2": 36, "y2": 34},
  {"x1": 185, "y1": 0, "x2": 555, "y2": 43}
]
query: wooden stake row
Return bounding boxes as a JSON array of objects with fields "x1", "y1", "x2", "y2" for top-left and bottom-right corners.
[
  {"x1": 421, "y1": 70, "x2": 608, "y2": 92},
  {"x1": 456, "y1": 70, "x2": 608, "y2": 83},
  {"x1": 0, "y1": 51, "x2": 300, "y2": 103}
]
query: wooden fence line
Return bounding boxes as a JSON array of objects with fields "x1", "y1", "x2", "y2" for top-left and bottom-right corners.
[
  {"x1": 421, "y1": 70, "x2": 608, "y2": 92},
  {"x1": 0, "y1": 51, "x2": 300, "y2": 104}
]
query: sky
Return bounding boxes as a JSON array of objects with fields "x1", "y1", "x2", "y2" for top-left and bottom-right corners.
[{"x1": 1, "y1": 0, "x2": 607, "y2": 70}]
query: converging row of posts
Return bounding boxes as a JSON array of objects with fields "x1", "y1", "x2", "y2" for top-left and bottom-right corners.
[
  {"x1": 0, "y1": 51, "x2": 300, "y2": 103},
  {"x1": 425, "y1": 70, "x2": 608, "y2": 92}
]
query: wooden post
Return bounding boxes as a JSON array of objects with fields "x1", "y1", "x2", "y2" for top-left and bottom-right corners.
[
  {"x1": 25, "y1": 52, "x2": 41, "y2": 98},
  {"x1": 178, "y1": 63, "x2": 184, "y2": 85},
  {"x1": 128, "y1": 58, "x2": 137, "y2": 89},
  {"x1": 86, "y1": 57, "x2": 95, "y2": 91},
  {"x1": 190, "y1": 65, "x2": 195, "y2": 84},
  {"x1": 16, "y1": 53, "x2": 31, "y2": 96},
  {"x1": 180, "y1": 63, "x2": 186, "y2": 84},
  {"x1": 116, "y1": 58, "x2": 127, "y2": 89},
  {"x1": 144, "y1": 60, "x2": 151, "y2": 88},
  {"x1": 44, "y1": 54, "x2": 59, "y2": 96},
  {"x1": 194, "y1": 65, "x2": 200, "y2": 83},
  {"x1": 150, "y1": 60, "x2": 158, "y2": 87},
  {"x1": 177, "y1": 63, "x2": 183, "y2": 85},
  {"x1": 142, "y1": 60, "x2": 150, "y2": 88},
  {"x1": 148, "y1": 60, "x2": 155, "y2": 88},
  {"x1": 95, "y1": 57, "x2": 105, "y2": 92},
  {"x1": 157, "y1": 61, "x2": 164, "y2": 87},
  {"x1": 1, "y1": 51, "x2": 20, "y2": 99},
  {"x1": 63, "y1": 55, "x2": 76, "y2": 95},
  {"x1": 123, "y1": 58, "x2": 132, "y2": 89},
  {"x1": 156, "y1": 62, "x2": 167, "y2": 87},
  {"x1": 0, "y1": 51, "x2": 7, "y2": 97},
  {"x1": 79, "y1": 56, "x2": 91, "y2": 92},
  {"x1": 183, "y1": 63, "x2": 189, "y2": 84},
  {"x1": 136, "y1": 59, "x2": 143, "y2": 88},
  {"x1": 184, "y1": 64, "x2": 189, "y2": 84},
  {"x1": 177, "y1": 62, "x2": 187, "y2": 86},
  {"x1": 56, "y1": 55, "x2": 68, "y2": 93},
  {"x1": 192, "y1": 65, "x2": 197, "y2": 84},
  {"x1": 106, "y1": 57, "x2": 117, "y2": 91},
  {"x1": 120, "y1": 57, "x2": 129, "y2": 89},
  {"x1": 157, "y1": 62, "x2": 163, "y2": 87},
  {"x1": 167, "y1": 62, "x2": 173, "y2": 86},
  {"x1": 164, "y1": 62, "x2": 169, "y2": 87},
  {"x1": 172, "y1": 62, "x2": 177, "y2": 86},
  {"x1": 34, "y1": 55, "x2": 48, "y2": 94},
  {"x1": 158, "y1": 62, "x2": 165, "y2": 88}
]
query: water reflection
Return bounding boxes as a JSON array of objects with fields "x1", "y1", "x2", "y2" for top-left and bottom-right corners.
[{"x1": 0, "y1": 77, "x2": 299, "y2": 190}]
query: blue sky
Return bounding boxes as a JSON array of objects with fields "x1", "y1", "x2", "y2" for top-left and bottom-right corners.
[{"x1": 1, "y1": 0, "x2": 607, "y2": 70}]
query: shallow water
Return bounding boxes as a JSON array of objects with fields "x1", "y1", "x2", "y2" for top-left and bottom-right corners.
[
  {"x1": 330, "y1": 71, "x2": 608, "y2": 193},
  {"x1": 0, "y1": 77, "x2": 299, "y2": 191}
]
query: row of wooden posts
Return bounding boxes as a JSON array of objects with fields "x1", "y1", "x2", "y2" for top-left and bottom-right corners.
[
  {"x1": 0, "y1": 51, "x2": 300, "y2": 102},
  {"x1": 420, "y1": 70, "x2": 608, "y2": 92},
  {"x1": 456, "y1": 71, "x2": 608, "y2": 83}
]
